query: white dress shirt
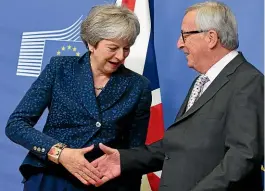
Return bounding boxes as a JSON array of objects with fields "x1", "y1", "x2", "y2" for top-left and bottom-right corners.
[{"x1": 200, "y1": 50, "x2": 239, "y2": 96}]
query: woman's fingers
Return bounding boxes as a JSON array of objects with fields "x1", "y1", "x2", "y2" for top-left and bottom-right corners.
[
  {"x1": 60, "y1": 146, "x2": 103, "y2": 185},
  {"x1": 81, "y1": 145, "x2": 94, "y2": 154},
  {"x1": 84, "y1": 161, "x2": 102, "y2": 178},
  {"x1": 95, "y1": 176, "x2": 110, "y2": 187},
  {"x1": 82, "y1": 164, "x2": 102, "y2": 183},
  {"x1": 74, "y1": 172, "x2": 89, "y2": 185},
  {"x1": 80, "y1": 170, "x2": 97, "y2": 185},
  {"x1": 99, "y1": 143, "x2": 116, "y2": 155}
]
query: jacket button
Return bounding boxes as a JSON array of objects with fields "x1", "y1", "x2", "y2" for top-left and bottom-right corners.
[
  {"x1": 165, "y1": 155, "x2": 170, "y2": 160},
  {"x1": 96, "y1": 122, "x2": 101, "y2": 127}
]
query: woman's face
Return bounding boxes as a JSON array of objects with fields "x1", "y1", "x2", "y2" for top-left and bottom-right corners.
[{"x1": 89, "y1": 39, "x2": 131, "y2": 75}]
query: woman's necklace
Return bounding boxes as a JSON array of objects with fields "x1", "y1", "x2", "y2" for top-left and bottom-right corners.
[
  {"x1": 90, "y1": 62, "x2": 108, "y2": 91},
  {"x1": 94, "y1": 86, "x2": 105, "y2": 91}
]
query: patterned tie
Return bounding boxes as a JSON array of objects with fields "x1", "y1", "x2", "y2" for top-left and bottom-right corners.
[{"x1": 186, "y1": 74, "x2": 209, "y2": 111}]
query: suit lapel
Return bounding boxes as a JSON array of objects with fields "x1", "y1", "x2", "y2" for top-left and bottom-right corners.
[
  {"x1": 176, "y1": 75, "x2": 229, "y2": 122},
  {"x1": 72, "y1": 53, "x2": 100, "y2": 120},
  {"x1": 171, "y1": 52, "x2": 246, "y2": 127},
  {"x1": 174, "y1": 77, "x2": 198, "y2": 120},
  {"x1": 97, "y1": 65, "x2": 130, "y2": 112}
]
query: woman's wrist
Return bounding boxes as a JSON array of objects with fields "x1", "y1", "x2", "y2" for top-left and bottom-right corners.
[{"x1": 47, "y1": 143, "x2": 67, "y2": 164}]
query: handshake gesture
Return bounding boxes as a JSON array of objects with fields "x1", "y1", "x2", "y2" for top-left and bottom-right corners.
[{"x1": 59, "y1": 143, "x2": 122, "y2": 187}]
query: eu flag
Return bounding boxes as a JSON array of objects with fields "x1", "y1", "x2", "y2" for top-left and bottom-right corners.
[{"x1": 42, "y1": 40, "x2": 87, "y2": 70}]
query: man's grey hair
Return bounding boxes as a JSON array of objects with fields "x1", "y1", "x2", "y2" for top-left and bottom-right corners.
[
  {"x1": 186, "y1": 1, "x2": 239, "y2": 50},
  {"x1": 80, "y1": 4, "x2": 140, "y2": 48}
]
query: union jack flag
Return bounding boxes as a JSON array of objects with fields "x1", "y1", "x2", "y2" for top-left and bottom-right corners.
[{"x1": 116, "y1": 0, "x2": 164, "y2": 190}]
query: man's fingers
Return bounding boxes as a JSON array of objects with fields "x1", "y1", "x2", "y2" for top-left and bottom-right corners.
[
  {"x1": 99, "y1": 143, "x2": 115, "y2": 155},
  {"x1": 91, "y1": 155, "x2": 105, "y2": 168},
  {"x1": 91, "y1": 159, "x2": 98, "y2": 167}
]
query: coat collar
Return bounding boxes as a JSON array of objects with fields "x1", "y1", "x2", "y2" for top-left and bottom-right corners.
[
  {"x1": 71, "y1": 52, "x2": 131, "y2": 120},
  {"x1": 169, "y1": 52, "x2": 246, "y2": 128}
]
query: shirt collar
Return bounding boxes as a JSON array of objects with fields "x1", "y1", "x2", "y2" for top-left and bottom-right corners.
[{"x1": 205, "y1": 50, "x2": 238, "y2": 82}]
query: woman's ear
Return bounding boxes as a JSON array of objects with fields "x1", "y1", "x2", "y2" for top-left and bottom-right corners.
[{"x1": 87, "y1": 43, "x2": 95, "y2": 53}]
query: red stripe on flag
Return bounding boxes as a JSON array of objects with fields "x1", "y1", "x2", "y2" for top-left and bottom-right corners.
[
  {"x1": 122, "y1": 0, "x2": 136, "y2": 11},
  {"x1": 147, "y1": 173, "x2": 160, "y2": 191},
  {"x1": 146, "y1": 103, "x2": 164, "y2": 145}
]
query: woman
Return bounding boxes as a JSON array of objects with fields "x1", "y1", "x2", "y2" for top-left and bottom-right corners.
[{"x1": 5, "y1": 4, "x2": 151, "y2": 191}]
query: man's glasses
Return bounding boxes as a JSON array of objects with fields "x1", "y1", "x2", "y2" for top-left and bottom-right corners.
[{"x1": 181, "y1": 30, "x2": 208, "y2": 43}]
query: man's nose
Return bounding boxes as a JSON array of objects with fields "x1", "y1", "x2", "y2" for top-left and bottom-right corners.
[{"x1": 177, "y1": 35, "x2": 184, "y2": 49}]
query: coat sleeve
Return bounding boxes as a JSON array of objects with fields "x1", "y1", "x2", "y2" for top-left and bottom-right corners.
[
  {"x1": 5, "y1": 57, "x2": 61, "y2": 161},
  {"x1": 119, "y1": 139, "x2": 165, "y2": 175},
  {"x1": 191, "y1": 74, "x2": 264, "y2": 191}
]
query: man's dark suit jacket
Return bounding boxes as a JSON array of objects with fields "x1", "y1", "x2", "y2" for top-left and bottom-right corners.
[
  {"x1": 120, "y1": 53, "x2": 264, "y2": 191},
  {"x1": 5, "y1": 52, "x2": 152, "y2": 190}
]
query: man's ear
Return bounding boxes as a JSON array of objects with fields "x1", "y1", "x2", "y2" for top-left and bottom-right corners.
[{"x1": 207, "y1": 30, "x2": 219, "y2": 49}]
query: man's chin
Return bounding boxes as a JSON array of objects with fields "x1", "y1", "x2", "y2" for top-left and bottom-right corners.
[{"x1": 187, "y1": 62, "x2": 193, "y2": 68}]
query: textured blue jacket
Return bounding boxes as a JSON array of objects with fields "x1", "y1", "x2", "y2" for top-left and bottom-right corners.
[{"x1": 6, "y1": 52, "x2": 152, "y2": 183}]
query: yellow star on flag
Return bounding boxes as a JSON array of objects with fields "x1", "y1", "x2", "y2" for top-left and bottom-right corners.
[
  {"x1": 76, "y1": 52, "x2": 80, "y2": 56},
  {"x1": 57, "y1": 51, "x2": 61, "y2": 55},
  {"x1": 67, "y1": 45, "x2": 72, "y2": 50},
  {"x1": 61, "y1": 46, "x2": 65, "y2": 51},
  {"x1": 72, "y1": 47, "x2": 77, "y2": 52}
]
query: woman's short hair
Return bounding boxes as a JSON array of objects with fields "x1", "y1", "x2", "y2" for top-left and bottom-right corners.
[{"x1": 81, "y1": 4, "x2": 140, "y2": 48}]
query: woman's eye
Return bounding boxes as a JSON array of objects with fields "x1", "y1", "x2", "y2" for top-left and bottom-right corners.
[{"x1": 108, "y1": 47, "x2": 118, "y2": 51}]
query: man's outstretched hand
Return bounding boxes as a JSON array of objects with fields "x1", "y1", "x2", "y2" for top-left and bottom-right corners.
[{"x1": 92, "y1": 143, "x2": 121, "y2": 187}]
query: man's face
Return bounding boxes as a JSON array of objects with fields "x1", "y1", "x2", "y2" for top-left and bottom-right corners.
[{"x1": 177, "y1": 11, "x2": 209, "y2": 72}]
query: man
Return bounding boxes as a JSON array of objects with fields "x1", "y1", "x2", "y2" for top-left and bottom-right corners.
[{"x1": 92, "y1": 1, "x2": 264, "y2": 191}]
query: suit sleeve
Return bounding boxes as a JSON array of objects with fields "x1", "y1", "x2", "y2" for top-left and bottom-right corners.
[
  {"x1": 5, "y1": 57, "x2": 61, "y2": 161},
  {"x1": 128, "y1": 78, "x2": 152, "y2": 148},
  {"x1": 120, "y1": 78, "x2": 164, "y2": 175},
  {"x1": 119, "y1": 139, "x2": 165, "y2": 175},
  {"x1": 191, "y1": 74, "x2": 264, "y2": 191}
]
